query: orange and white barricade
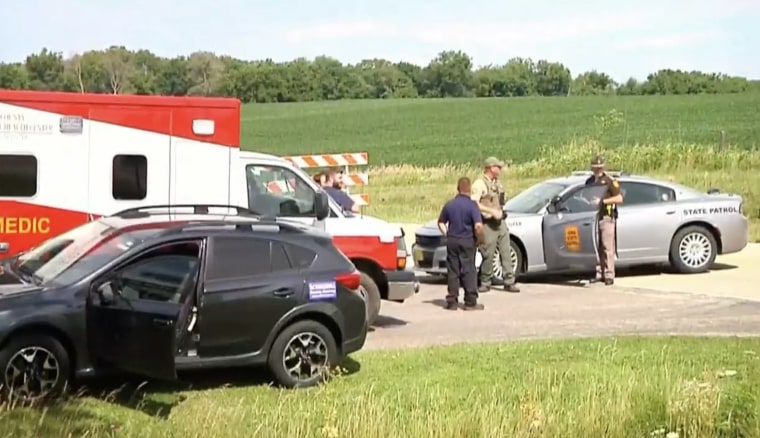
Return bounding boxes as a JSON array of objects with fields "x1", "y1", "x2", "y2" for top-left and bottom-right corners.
[{"x1": 283, "y1": 152, "x2": 370, "y2": 206}]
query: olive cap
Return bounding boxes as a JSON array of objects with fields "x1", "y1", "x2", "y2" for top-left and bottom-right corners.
[{"x1": 484, "y1": 156, "x2": 504, "y2": 168}]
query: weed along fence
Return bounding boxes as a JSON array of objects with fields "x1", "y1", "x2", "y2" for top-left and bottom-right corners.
[{"x1": 264, "y1": 152, "x2": 371, "y2": 207}]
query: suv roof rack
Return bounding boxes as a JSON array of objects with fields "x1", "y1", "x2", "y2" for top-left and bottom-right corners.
[
  {"x1": 570, "y1": 170, "x2": 630, "y2": 177},
  {"x1": 111, "y1": 204, "x2": 258, "y2": 218},
  {"x1": 166, "y1": 219, "x2": 311, "y2": 236}
]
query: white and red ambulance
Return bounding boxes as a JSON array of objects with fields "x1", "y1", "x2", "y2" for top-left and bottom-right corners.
[{"x1": 0, "y1": 89, "x2": 418, "y2": 324}]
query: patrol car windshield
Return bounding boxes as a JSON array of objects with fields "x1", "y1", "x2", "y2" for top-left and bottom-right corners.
[
  {"x1": 504, "y1": 182, "x2": 568, "y2": 214},
  {"x1": 12, "y1": 220, "x2": 162, "y2": 286}
]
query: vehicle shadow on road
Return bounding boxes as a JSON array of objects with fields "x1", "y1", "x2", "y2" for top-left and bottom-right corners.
[
  {"x1": 74, "y1": 356, "x2": 363, "y2": 418},
  {"x1": 614, "y1": 263, "x2": 738, "y2": 277},
  {"x1": 371, "y1": 315, "x2": 408, "y2": 330}
]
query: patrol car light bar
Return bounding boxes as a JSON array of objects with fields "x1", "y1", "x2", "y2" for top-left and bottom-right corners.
[
  {"x1": 570, "y1": 170, "x2": 630, "y2": 177},
  {"x1": 111, "y1": 204, "x2": 258, "y2": 217}
]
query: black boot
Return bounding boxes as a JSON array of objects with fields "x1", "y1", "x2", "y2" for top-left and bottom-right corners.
[{"x1": 463, "y1": 302, "x2": 484, "y2": 311}]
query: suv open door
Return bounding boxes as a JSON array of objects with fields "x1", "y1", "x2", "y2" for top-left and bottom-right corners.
[
  {"x1": 542, "y1": 184, "x2": 610, "y2": 272},
  {"x1": 87, "y1": 279, "x2": 179, "y2": 381}
]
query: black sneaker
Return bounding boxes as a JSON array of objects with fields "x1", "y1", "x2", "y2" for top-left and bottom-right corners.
[
  {"x1": 503, "y1": 285, "x2": 520, "y2": 293},
  {"x1": 463, "y1": 303, "x2": 485, "y2": 311},
  {"x1": 604, "y1": 279, "x2": 614, "y2": 286},
  {"x1": 444, "y1": 301, "x2": 458, "y2": 310}
]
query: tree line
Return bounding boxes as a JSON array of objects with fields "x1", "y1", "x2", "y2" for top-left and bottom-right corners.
[{"x1": 1, "y1": 47, "x2": 757, "y2": 103}]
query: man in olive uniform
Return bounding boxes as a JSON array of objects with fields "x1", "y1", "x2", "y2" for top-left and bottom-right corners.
[
  {"x1": 471, "y1": 157, "x2": 520, "y2": 293},
  {"x1": 585, "y1": 155, "x2": 624, "y2": 285}
]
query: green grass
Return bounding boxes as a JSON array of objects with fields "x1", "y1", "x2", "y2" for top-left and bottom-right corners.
[
  {"x1": 361, "y1": 142, "x2": 760, "y2": 241},
  {"x1": 3, "y1": 337, "x2": 759, "y2": 437},
  {"x1": 243, "y1": 94, "x2": 760, "y2": 166}
]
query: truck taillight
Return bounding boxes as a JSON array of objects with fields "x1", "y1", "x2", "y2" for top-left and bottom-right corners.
[
  {"x1": 335, "y1": 270, "x2": 362, "y2": 291},
  {"x1": 396, "y1": 230, "x2": 408, "y2": 270}
]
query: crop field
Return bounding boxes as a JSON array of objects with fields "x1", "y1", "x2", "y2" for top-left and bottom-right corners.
[
  {"x1": 4, "y1": 337, "x2": 760, "y2": 437},
  {"x1": 243, "y1": 94, "x2": 760, "y2": 240},
  {"x1": 243, "y1": 93, "x2": 760, "y2": 166}
]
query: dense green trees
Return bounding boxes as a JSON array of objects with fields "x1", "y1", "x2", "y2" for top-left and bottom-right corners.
[{"x1": 1, "y1": 47, "x2": 757, "y2": 102}]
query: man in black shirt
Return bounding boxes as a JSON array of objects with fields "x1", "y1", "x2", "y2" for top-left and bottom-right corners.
[{"x1": 437, "y1": 177, "x2": 484, "y2": 311}]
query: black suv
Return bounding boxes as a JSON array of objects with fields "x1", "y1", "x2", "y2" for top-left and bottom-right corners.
[{"x1": 0, "y1": 205, "x2": 368, "y2": 401}]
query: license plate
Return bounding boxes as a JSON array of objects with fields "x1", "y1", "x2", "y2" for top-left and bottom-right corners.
[{"x1": 414, "y1": 249, "x2": 424, "y2": 261}]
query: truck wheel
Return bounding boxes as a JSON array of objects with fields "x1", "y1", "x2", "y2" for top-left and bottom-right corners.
[
  {"x1": 669, "y1": 225, "x2": 717, "y2": 274},
  {"x1": 0, "y1": 334, "x2": 71, "y2": 403},
  {"x1": 358, "y1": 272, "x2": 381, "y2": 326},
  {"x1": 267, "y1": 320, "x2": 339, "y2": 388}
]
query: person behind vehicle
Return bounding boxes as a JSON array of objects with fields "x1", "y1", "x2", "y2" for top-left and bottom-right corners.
[
  {"x1": 470, "y1": 157, "x2": 520, "y2": 293},
  {"x1": 437, "y1": 177, "x2": 484, "y2": 311},
  {"x1": 312, "y1": 171, "x2": 325, "y2": 185},
  {"x1": 322, "y1": 170, "x2": 359, "y2": 213},
  {"x1": 585, "y1": 155, "x2": 623, "y2": 285}
]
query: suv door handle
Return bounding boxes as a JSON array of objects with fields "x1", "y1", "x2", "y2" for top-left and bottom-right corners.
[
  {"x1": 0, "y1": 242, "x2": 8, "y2": 254},
  {"x1": 665, "y1": 211, "x2": 676, "y2": 215},
  {"x1": 153, "y1": 318, "x2": 173, "y2": 327},
  {"x1": 581, "y1": 222, "x2": 591, "y2": 226},
  {"x1": 273, "y1": 288, "x2": 295, "y2": 297}
]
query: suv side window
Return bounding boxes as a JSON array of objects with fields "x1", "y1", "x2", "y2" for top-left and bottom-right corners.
[
  {"x1": 113, "y1": 241, "x2": 201, "y2": 303},
  {"x1": 559, "y1": 184, "x2": 610, "y2": 214},
  {"x1": 284, "y1": 243, "x2": 317, "y2": 269},
  {"x1": 620, "y1": 182, "x2": 676, "y2": 206},
  {"x1": 206, "y1": 236, "x2": 294, "y2": 280},
  {"x1": 246, "y1": 165, "x2": 316, "y2": 217}
]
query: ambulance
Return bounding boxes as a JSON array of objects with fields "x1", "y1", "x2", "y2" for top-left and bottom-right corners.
[{"x1": 0, "y1": 89, "x2": 418, "y2": 324}]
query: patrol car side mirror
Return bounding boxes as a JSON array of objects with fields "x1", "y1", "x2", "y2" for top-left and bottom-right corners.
[
  {"x1": 315, "y1": 191, "x2": 330, "y2": 221},
  {"x1": 546, "y1": 196, "x2": 562, "y2": 214}
]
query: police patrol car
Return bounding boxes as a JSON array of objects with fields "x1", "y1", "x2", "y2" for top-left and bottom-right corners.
[{"x1": 413, "y1": 171, "x2": 748, "y2": 278}]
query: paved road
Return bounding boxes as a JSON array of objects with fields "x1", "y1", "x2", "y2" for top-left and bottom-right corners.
[
  {"x1": 365, "y1": 278, "x2": 760, "y2": 351},
  {"x1": 397, "y1": 222, "x2": 760, "y2": 303},
  {"x1": 369, "y1": 226, "x2": 760, "y2": 350}
]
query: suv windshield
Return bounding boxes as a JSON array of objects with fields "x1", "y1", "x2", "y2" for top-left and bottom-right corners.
[
  {"x1": 12, "y1": 219, "x2": 162, "y2": 286},
  {"x1": 505, "y1": 181, "x2": 569, "y2": 214}
]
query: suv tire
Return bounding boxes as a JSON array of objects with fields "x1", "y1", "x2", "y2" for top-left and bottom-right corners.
[
  {"x1": 268, "y1": 320, "x2": 339, "y2": 388},
  {"x1": 0, "y1": 334, "x2": 71, "y2": 403}
]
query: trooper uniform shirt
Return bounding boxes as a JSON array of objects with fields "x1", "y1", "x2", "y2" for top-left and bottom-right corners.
[
  {"x1": 471, "y1": 175, "x2": 505, "y2": 222},
  {"x1": 585, "y1": 174, "x2": 621, "y2": 219}
]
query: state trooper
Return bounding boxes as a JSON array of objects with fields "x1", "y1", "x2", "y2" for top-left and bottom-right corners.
[
  {"x1": 585, "y1": 155, "x2": 624, "y2": 285},
  {"x1": 470, "y1": 157, "x2": 520, "y2": 293}
]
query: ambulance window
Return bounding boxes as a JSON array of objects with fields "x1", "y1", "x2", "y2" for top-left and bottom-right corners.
[
  {"x1": 0, "y1": 154, "x2": 37, "y2": 197},
  {"x1": 112, "y1": 155, "x2": 147, "y2": 200},
  {"x1": 246, "y1": 165, "x2": 316, "y2": 217}
]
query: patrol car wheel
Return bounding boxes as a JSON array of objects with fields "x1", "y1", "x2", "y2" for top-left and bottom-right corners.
[
  {"x1": 268, "y1": 320, "x2": 339, "y2": 389},
  {"x1": 358, "y1": 272, "x2": 381, "y2": 326},
  {"x1": 0, "y1": 334, "x2": 71, "y2": 403},
  {"x1": 669, "y1": 226, "x2": 717, "y2": 274},
  {"x1": 490, "y1": 241, "x2": 522, "y2": 279}
]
